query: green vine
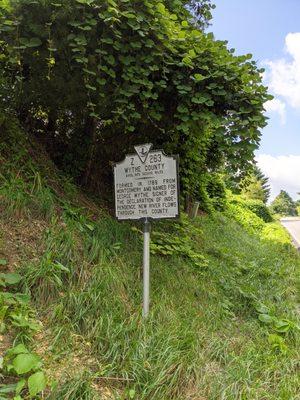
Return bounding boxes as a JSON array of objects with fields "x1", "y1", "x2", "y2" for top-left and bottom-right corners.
[
  {"x1": 0, "y1": 271, "x2": 47, "y2": 399},
  {"x1": 132, "y1": 216, "x2": 209, "y2": 269},
  {"x1": 0, "y1": 0, "x2": 272, "y2": 204}
]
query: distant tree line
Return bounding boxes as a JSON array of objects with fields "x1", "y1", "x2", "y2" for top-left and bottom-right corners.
[{"x1": 270, "y1": 191, "x2": 298, "y2": 217}]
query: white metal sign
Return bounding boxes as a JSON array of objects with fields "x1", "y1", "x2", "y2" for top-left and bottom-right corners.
[
  {"x1": 114, "y1": 144, "x2": 179, "y2": 221},
  {"x1": 113, "y1": 144, "x2": 179, "y2": 318}
]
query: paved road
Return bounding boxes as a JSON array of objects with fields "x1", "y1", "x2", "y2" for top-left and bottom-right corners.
[{"x1": 281, "y1": 218, "x2": 300, "y2": 248}]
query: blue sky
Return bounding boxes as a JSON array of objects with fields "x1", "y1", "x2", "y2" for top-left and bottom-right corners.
[{"x1": 211, "y1": 0, "x2": 300, "y2": 199}]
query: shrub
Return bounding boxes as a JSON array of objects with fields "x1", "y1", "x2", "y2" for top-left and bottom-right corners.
[
  {"x1": 229, "y1": 194, "x2": 272, "y2": 223},
  {"x1": 226, "y1": 202, "x2": 265, "y2": 234},
  {"x1": 261, "y1": 223, "x2": 293, "y2": 246},
  {"x1": 195, "y1": 173, "x2": 227, "y2": 213},
  {"x1": 206, "y1": 173, "x2": 227, "y2": 211},
  {"x1": 241, "y1": 199, "x2": 273, "y2": 222}
]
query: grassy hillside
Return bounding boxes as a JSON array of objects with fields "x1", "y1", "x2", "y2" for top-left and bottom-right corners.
[{"x1": 0, "y1": 116, "x2": 299, "y2": 400}]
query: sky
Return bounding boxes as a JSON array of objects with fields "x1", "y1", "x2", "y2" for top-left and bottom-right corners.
[{"x1": 211, "y1": 0, "x2": 300, "y2": 200}]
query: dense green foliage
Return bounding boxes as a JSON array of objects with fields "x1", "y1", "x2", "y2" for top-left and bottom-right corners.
[
  {"x1": 186, "y1": 0, "x2": 215, "y2": 28},
  {"x1": 205, "y1": 173, "x2": 227, "y2": 211},
  {"x1": 0, "y1": 119, "x2": 299, "y2": 400},
  {"x1": 1, "y1": 3, "x2": 299, "y2": 399},
  {"x1": 229, "y1": 195, "x2": 273, "y2": 223},
  {"x1": 226, "y1": 200, "x2": 265, "y2": 234},
  {"x1": 244, "y1": 199, "x2": 273, "y2": 222},
  {"x1": 270, "y1": 190, "x2": 297, "y2": 217},
  {"x1": 260, "y1": 222, "x2": 292, "y2": 246},
  {"x1": 240, "y1": 166, "x2": 271, "y2": 204},
  {"x1": 0, "y1": 0, "x2": 270, "y2": 209},
  {"x1": 253, "y1": 166, "x2": 271, "y2": 202},
  {"x1": 296, "y1": 198, "x2": 300, "y2": 216}
]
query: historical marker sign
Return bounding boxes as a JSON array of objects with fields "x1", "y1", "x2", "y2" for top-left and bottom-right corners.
[
  {"x1": 114, "y1": 144, "x2": 179, "y2": 221},
  {"x1": 113, "y1": 143, "x2": 179, "y2": 318}
]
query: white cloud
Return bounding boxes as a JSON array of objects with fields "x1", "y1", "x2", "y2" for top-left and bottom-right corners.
[
  {"x1": 264, "y1": 98, "x2": 286, "y2": 124},
  {"x1": 265, "y1": 32, "x2": 300, "y2": 110},
  {"x1": 256, "y1": 154, "x2": 300, "y2": 201}
]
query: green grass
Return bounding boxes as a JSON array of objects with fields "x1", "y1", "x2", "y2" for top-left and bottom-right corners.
[
  {"x1": 1, "y1": 118, "x2": 300, "y2": 399},
  {"x1": 48, "y1": 373, "x2": 98, "y2": 400},
  {"x1": 19, "y1": 209, "x2": 299, "y2": 400}
]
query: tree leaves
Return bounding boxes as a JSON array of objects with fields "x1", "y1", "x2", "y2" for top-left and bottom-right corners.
[
  {"x1": 157, "y1": 3, "x2": 166, "y2": 13},
  {"x1": 19, "y1": 37, "x2": 42, "y2": 48},
  {"x1": 1, "y1": 0, "x2": 270, "y2": 204},
  {"x1": 194, "y1": 73, "x2": 205, "y2": 81}
]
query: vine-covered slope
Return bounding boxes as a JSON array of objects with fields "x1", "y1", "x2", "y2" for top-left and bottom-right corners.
[{"x1": 0, "y1": 117, "x2": 299, "y2": 400}]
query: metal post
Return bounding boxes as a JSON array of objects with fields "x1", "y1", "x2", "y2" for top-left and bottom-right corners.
[
  {"x1": 143, "y1": 218, "x2": 151, "y2": 318},
  {"x1": 191, "y1": 201, "x2": 200, "y2": 219}
]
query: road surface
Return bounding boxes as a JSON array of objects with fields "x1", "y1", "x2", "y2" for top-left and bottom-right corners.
[{"x1": 281, "y1": 218, "x2": 300, "y2": 248}]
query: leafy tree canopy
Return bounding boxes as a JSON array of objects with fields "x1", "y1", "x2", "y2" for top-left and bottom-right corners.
[
  {"x1": 0, "y1": 0, "x2": 271, "y2": 204},
  {"x1": 186, "y1": 0, "x2": 215, "y2": 28},
  {"x1": 270, "y1": 190, "x2": 297, "y2": 216},
  {"x1": 240, "y1": 166, "x2": 270, "y2": 204}
]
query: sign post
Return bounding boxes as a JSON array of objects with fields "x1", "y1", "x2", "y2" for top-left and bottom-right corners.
[
  {"x1": 143, "y1": 218, "x2": 150, "y2": 317},
  {"x1": 113, "y1": 144, "x2": 179, "y2": 318}
]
